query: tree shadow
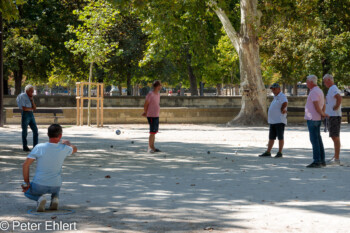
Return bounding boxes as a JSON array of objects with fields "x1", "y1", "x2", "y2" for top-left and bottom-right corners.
[{"x1": 1, "y1": 126, "x2": 350, "y2": 232}]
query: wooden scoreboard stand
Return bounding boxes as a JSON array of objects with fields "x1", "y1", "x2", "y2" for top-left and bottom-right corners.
[{"x1": 76, "y1": 82, "x2": 104, "y2": 127}]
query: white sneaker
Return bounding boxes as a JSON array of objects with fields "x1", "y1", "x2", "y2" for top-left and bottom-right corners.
[
  {"x1": 327, "y1": 157, "x2": 340, "y2": 165},
  {"x1": 37, "y1": 195, "x2": 47, "y2": 212},
  {"x1": 50, "y1": 197, "x2": 59, "y2": 210},
  {"x1": 147, "y1": 149, "x2": 155, "y2": 153}
]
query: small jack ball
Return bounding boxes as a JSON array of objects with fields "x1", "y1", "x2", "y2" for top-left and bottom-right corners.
[
  {"x1": 116, "y1": 130, "x2": 121, "y2": 135},
  {"x1": 207, "y1": 151, "x2": 210, "y2": 154},
  {"x1": 131, "y1": 141, "x2": 134, "y2": 144},
  {"x1": 110, "y1": 145, "x2": 113, "y2": 148}
]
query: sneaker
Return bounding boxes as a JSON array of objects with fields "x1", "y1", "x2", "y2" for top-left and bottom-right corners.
[
  {"x1": 49, "y1": 197, "x2": 59, "y2": 210},
  {"x1": 154, "y1": 148, "x2": 161, "y2": 152},
  {"x1": 147, "y1": 149, "x2": 155, "y2": 153},
  {"x1": 327, "y1": 157, "x2": 340, "y2": 166},
  {"x1": 23, "y1": 147, "x2": 31, "y2": 152},
  {"x1": 321, "y1": 162, "x2": 326, "y2": 167},
  {"x1": 259, "y1": 151, "x2": 271, "y2": 157},
  {"x1": 37, "y1": 196, "x2": 47, "y2": 212},
  {"x1": 306, "y1": 162, "x2": 321, "y2": 168},
  {"x1": 275, "y1": 152, "x2": 283, "y2": 158}
]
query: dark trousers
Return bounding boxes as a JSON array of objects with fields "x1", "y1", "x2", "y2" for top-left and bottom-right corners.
[
  {"x1": 21, "y1": 111, "x2": 38, "y2": 148},
  {"x1": 307, "y1": 120, "x2": 325, "y2": 164}
]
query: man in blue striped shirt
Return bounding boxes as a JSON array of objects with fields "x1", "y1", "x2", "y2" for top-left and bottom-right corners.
[{"x1": 16, "y1": 85, "x2": 38, "y2": 151}]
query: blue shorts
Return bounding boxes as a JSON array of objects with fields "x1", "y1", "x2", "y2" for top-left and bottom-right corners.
[
  {"x1": 25, "y1": 182, "x2": 60, "y2": 201},
  {"x1": 147, "y1": 117, "x2": 159, "y2": 134}
]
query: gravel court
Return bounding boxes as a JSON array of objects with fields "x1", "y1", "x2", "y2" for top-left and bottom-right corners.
[{"x1": 0, "y1": 124, "x2": 350, "y2": 232}]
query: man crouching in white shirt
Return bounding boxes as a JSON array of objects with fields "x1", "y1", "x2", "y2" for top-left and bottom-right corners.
[
  {"x1": 259, "y1": 83, "x2": 288, "y2": 158},
  {"x1": 22, "y1": 124, "x2": 78, "y2": 212}
]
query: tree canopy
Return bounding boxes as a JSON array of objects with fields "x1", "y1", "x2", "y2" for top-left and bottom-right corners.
[{"x1": 2, "y1": 0, "x2": 350, "y2": 97}]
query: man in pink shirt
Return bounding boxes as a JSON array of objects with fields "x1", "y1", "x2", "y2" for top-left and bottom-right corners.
[
  {"x1": 142, "y1": 80, "x2": 162, "y2": 153},
  {"x1": 305, "y1": 75, "x2": 327, "y2": 168}
]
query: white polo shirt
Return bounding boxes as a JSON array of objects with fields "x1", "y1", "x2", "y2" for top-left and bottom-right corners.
[
  {"x1": 325, "y1": 85, "x2": 342, "y2": 117},
  {"x1": 268, "y1": 92, "x2": 288, "y2": 125}
]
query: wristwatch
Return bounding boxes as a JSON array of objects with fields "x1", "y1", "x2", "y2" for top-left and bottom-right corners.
[{"x1": 22, "y1": 182, "x2": 29, "y2": 188}]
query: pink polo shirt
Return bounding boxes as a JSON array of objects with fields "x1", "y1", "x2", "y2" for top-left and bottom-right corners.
[
  {"x1": 146, "y1": 91, "x2": 160, "y2": 117},
  {"x1": 305, "y1": 86, "x2": 324, "y2": 121}
]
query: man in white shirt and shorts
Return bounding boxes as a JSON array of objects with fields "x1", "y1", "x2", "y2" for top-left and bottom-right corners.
[
  {"x1": 259, "y1": 83, "x2": 288, "y2": 158},
  {"x1": 323, "y1": 74, "x2": 342, "y2": 165}
]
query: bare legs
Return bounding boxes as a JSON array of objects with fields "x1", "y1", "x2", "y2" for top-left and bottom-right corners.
[
  {"x1": 149, "y1": 134, "x2": 156, "y2": 151},
  {"x1": 267, "y1": 139, "x2": 284, "y2": 153},
  {"x1": 331, "y1": 136, "x2": 341, "y2": 160}
]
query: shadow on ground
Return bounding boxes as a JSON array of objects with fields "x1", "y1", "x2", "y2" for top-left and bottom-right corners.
[{"x1": 1, "y1": 125, "x2": 350, "y2": 232}]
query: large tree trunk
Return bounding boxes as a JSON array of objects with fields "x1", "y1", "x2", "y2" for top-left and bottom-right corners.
[
  {"x1": 3, "y1": 78, "x2": 8, "y2": 95},
  {"x1": 186, "y1": 51, "x2": 198, "y2": 96},
  {"x1": 293, "y1": 82, "x2": 298, "y2": 96},
  {"x1": 211, "y1": 0, "x2": 267, "y2": 125},
  {"x1": 126, "y1": 70, "x2": 132, "y2": 96},
  {"x1": 14, "y1": 60, "x2": 24, "y2": 95},
  {"x1": 216, "y1": 83, "x2": 222, "y2": 95},
  {"x1": 118, "y1": 84, "x2": 122, "y2": 96}
]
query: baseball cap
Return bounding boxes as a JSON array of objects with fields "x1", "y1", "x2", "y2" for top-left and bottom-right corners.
[{"x1": 270, "y1": 83, "x2": 280, "y2": 89}]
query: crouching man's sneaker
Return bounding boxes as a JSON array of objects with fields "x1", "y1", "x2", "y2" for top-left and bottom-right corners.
[
  {"x1": 37, "y1": 195, "x2": 47, "y2": 212},
  {"x1": 50, "y1": 197, "x2": 59, "y2": 210}
]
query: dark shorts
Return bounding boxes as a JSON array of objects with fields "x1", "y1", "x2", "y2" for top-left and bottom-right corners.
[
  {"x1": 269, "y1": 123, "x2": 285, "y2": 140},
  {"x1": 147, "y1": 117, "x2": 159, "y2": 134},
  {"x1": 328, "y1": 116, "x2": 341, "y2": 137}
]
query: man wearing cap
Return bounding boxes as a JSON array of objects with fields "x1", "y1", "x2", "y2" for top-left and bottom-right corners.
[
  {"x1": 259, "y1": 83, "x2": 288, "y2": 158},
  {"x1": 16, "y1": 85, "x2": 38, "y2": 152}
]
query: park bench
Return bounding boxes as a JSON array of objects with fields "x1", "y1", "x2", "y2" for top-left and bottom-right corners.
[
  {"x1": 12, "y1": 108, "x2": 64, "y2": 123},
  {"x1": 288, "y1": 107, "x2": 350, "y2": 123}
]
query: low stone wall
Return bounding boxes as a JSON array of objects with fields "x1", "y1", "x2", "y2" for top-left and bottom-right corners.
[
  {"x1": 5, "y1": 107, "x2": 240, "y2": 125},
  {"x1": 7, "y1": 95, "x2": 350, "y2": 108},
  {"x1": 4, "y1": 96, "x2": 349, "y2": 125}
]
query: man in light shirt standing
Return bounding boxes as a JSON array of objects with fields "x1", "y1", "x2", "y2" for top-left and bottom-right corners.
[
  {"x1": 305, "y1": 75, "x2": 327, "y2": 168},
  {"x1": 259, "y1": 83, "x2": 288, "y2": 158},
  {"x1": 142, "y1": 80, "x2": 162, "y2": 153},
  {"x1": 323, "y1": 74, "x2": 342, "y2": 165},
  {"x1": 16, "y1": 85, "x2": 38, "y2": 152}
]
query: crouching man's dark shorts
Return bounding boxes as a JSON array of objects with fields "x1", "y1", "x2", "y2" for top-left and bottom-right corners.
[{"x1": 269, "y1": 123, "x2": 285, "y2": 140}]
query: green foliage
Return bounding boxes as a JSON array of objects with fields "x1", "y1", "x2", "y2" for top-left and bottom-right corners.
[
  {"x1": 138, "y1": 0, "x2": 224, "y2": 90},
  {"x1": 4, "y1": 0, "x2": 350, "y2": 92},
  {"x1": 4, "y1": 29, "x2": 50, "y2": 83},
  {"x1": 103, "y1": 13, "x2": 147, "y2": 87},
  {"x1": 0, "y1": 0, "x2": 26, "y2": 20},
  {"x1": 65, "y1": 0, "x2": 120, "y2": 66},
  {"x1": 260, "y1": 0, "x2": 350, "y2": 86}
]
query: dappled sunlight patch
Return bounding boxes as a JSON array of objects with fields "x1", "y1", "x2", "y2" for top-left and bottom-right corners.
[{"x1": 1, "y1": 124, "x2": 350, "y2": 231}]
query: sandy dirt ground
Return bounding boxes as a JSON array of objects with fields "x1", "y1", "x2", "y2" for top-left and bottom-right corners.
[{"x1": 0, "y1": 123, "x2": 350, "y2": 233}]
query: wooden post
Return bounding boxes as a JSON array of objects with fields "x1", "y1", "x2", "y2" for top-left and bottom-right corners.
[
  {"x1": 96, "y1": 83, "x2": 100, "y2": 126},
  {"x1": 76, "y1": 82, "x2": 104, "y2": 127},
  {"x1": 80, "y1": 84, "x2": 83, "y2": 126},
  {"x1": 101, "y1": 83, "x2": 104, "y2": 127},
  {"x1": 76, "y1": 84, "x2": 80, "y2": 126}
]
